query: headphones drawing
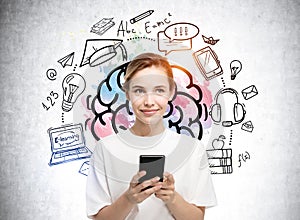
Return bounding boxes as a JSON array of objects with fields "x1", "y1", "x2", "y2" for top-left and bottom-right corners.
[{"x1": 209, "y1": 88, "x2": 246, "y2": 127}]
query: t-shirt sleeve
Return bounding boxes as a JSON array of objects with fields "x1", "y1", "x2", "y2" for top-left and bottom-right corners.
[
  {"x1": 86, "y1": 141, "x2": 112, "y2": 218},
  {"x1": 189, "y1": 143, "x2": 217, "y2": 208}
]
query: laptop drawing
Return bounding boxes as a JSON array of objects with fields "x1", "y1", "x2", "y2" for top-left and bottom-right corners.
[{"x1": 48, "y1": 123, "x2": 92, "y2": 166}]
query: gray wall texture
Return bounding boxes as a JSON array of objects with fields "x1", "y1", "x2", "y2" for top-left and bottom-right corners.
[{"x1": 0, "y1": 0, "x2": 299, "y2": 219}]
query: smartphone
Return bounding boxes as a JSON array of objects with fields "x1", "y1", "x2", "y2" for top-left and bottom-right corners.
[
  {"x1": 193, "y1": 46, "x2": 223, "y2": 80},
  {"x1": 139, "y1": 155, "x2": 165, "y2": 184}
]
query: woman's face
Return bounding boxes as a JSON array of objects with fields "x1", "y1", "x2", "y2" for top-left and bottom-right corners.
[{"x1": 126, "y1": 66, "x2": 174, "y2": 126}]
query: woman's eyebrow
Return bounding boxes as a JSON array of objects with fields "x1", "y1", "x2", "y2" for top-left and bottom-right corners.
[
  {"x1": 154, "y1": 85, "x2": 168, "y2": 88},
  {"x1": 131, "y1": 85, "x2": 167, "y2": 89},
  {"x1": 131, "y1": 85, "x2": 145, "y2": 89}
]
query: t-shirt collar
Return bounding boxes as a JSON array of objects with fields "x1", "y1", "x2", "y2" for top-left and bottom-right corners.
[{"x1": 117, "y1": 129, "x2": 168, "y2": 149}]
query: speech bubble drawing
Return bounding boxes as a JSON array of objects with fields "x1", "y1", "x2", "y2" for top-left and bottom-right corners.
[
  {"x1": 164, "y1": 22, "x2": 200, "y2": 41},
  {"x1": 157, "y1": 31, "x2": 192, "y2": 55}
]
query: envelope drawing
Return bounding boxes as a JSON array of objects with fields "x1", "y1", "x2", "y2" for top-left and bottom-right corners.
[
  {"x1": 241, "y1": 121, "x2": 254, "y2": 132},
  {"x1": 79, "y1": 161, "x2": 90, "y2": 176},
  {"x1": 242, "y1": 85, "x2": 258, "y2": 100}
]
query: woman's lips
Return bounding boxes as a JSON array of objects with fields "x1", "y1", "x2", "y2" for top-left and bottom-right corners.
[{"x1": 140, "y1": 109, "x2": 159, "y2": 116}]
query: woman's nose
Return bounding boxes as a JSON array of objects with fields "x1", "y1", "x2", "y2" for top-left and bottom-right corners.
[{"x1": 144, "y1": 93, "x2": 155, "y2": 106}]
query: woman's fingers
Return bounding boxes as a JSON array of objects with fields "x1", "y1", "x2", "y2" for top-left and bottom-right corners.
[
  {"x1": 130, "y1": 171, "x2": 146, "y2": 187},
  {"x1": 128, "y1": 172, "x2": 176, "y2": 205},
  {"x1": 140, "y1": 183, "x2": 163, "y2": 196},
  {"x1": 135, "y1": 176, "x2": 162, "y2": 192},
  {"x1": 155, "y1": 189, "x2": 176, "y2": 204},
  {"x1": 155, "y1": 188, "x2": 173, "y2": 196},
  {"x1": 155, "y1": 172, "x2": 176, "y2": 204},
  {"x1": 127, "y1": 174, "x2": 163, "y2": 204},
  {"x1": 164, "y1": 172, "x2": 175, "y2": 184}
]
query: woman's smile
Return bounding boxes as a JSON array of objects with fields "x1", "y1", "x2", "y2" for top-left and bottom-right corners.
[{"x1": 140, "y1": 108, "x2": 160, "y2": 116}]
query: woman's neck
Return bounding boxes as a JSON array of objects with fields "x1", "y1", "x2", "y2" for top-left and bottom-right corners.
[{"x1": 130, "y1": 122, "x2": 165, "y2": 137}]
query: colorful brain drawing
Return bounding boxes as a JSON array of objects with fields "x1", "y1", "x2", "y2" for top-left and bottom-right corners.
[{"x1": 86, "y1": 61, "x2": 213, "y2": 141}]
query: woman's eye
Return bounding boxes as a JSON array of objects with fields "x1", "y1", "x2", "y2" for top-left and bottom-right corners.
[
  {"x1": 156, "y1": 89, "x2": 165, "y2": 94},
  {"x1": 134, "y1": 89, "x2": 145, "y2": 95}
]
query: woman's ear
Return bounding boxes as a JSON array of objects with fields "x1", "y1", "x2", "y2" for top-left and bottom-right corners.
[
  {"x1": 125, "y1": 91, "x2": 130, "y2": 101},
  {"x1": 168, "y1": 88, "x2": 175, "y2": 101},
  {"x1": 168, "y1": 83, "x2": 176, "y2": 101}
]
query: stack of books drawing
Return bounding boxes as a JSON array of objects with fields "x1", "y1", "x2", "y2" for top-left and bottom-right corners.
[
  {"x1": 90, "y1": 18, "x2": 115, "y2": 36},
  {"x1": 207, "y1": 148, "x2": 233, "y2": 174}
]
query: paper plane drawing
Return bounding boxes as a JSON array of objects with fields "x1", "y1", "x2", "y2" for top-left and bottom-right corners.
[
  {"x1": 202, "y1": 35, "x2": 219, "y2": 45},
  {"x1": 58, "y1": 52, "x2": 75, "y2": 68}
]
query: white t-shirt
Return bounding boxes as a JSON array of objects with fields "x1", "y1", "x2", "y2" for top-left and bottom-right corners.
[{"x1": 86, "y1": 129, "x2": 217, "y2": 219}]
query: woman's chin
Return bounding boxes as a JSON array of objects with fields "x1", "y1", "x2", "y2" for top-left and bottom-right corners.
[{"x1": 135, "y1": 115, "x2": 163, "y2": 126}]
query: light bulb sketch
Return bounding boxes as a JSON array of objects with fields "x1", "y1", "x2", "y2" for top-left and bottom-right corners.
[
  {"x1": 230, "y1": 60, "x2": 242, "y2": 80},
  {"x1": 62, "y1": 73, "x2": 86, "y2": 112}
]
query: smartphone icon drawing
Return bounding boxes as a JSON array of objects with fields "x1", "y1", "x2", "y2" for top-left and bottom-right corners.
[{"x1": 193, "y1": 46, "x2": 223, "y2": 80}]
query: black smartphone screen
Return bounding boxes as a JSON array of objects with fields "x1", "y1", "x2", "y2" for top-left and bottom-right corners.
[{"x1": 139, "y1": 155, "x2": 165, "y2": 183}]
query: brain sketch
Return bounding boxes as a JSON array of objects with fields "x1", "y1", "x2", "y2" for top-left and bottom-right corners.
[{"x1": 87, "y1": 61, "x2": 213, "y2": 141}]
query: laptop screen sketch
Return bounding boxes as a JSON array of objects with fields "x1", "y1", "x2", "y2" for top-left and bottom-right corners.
[{"x1": 48, "y1": 123, "x2": 92, "y2": 166}]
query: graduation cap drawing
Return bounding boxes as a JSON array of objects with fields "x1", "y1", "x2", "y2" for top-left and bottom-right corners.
[
  {"x1": 57, "y1": 52, "x2": 75, "y2": 68},
  {"x1": 79, "y1": 39, "x2": 127, "y2": 67}
]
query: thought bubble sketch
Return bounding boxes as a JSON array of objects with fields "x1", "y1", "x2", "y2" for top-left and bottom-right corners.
[
  {"x1": 87, "y1": 61, "x2": 213, "y2": 141},
  {"x1": 158, "y1": 22, "x2": 200, "y2": 55}
]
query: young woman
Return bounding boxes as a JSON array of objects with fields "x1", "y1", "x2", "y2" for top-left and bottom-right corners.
[{"x1": 86, "y1": 53, "x2": 217, "y2": 220}]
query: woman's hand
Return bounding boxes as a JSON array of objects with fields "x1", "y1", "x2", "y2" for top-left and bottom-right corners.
[
  {"x1": 155, "y1": 172, "x2": 176, "y2": 204},
  {"x1": 125, "y1": 171, "x2": 163, "y2": 204}
]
